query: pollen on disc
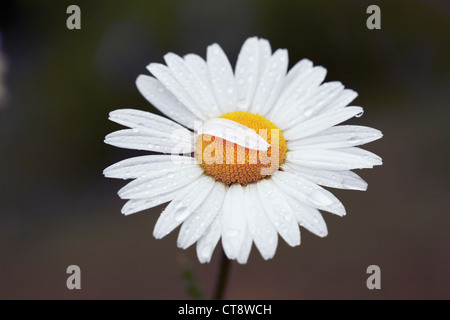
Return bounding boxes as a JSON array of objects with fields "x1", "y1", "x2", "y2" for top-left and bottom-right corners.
[{"x1": 195, "y1": 111, "x2": 287, "y2": 185}]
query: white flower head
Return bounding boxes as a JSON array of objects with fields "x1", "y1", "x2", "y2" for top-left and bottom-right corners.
[{"x1": 104, "y1": 37, "x2": 382, "y2": 264}]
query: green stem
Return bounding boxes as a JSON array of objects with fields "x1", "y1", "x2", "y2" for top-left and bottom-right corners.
[
  {"x1": 213, "y1": 248, "x2": 232, "y2": 300},
  {"x1": 179, "y1": 255, "x2": 203, "y2": 300}
]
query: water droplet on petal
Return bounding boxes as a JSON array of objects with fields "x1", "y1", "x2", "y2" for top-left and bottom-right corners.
[{"x1": 303, "y1": 107, "x2": 314, "y2": 117}]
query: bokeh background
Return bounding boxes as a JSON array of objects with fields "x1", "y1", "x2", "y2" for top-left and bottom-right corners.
[{"x1": 0, "y1": 0, "x2": 449, "y2": 299}]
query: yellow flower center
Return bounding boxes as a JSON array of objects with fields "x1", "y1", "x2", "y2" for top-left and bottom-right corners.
[{"x1": 195, "y1": 111, "x2": 287, "y2": 185}]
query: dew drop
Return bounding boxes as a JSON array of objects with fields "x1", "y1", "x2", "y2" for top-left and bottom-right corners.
[{"x1": 303, "y1": 107, "x2": 314, "y2": 117}]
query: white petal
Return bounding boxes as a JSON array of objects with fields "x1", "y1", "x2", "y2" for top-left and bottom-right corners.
[
  {"x1": 256, "y1": 179, "x2": 300, "y2": 247},
  {"x1": 164, "y1": 53, "x2": 220, "y2": 119},
  {"x1": 244, "y1": 183, "x2": 278, "y2": 260},
  {"x1": 106, "y1": 109, "x2": 194, "y2": 154},
  {"x1": 277, "y1": 81, "x2": 344, "y2": 130},
  {"x1": 184, "y1": 54, "x2": 223, "y2": 118},
  {"x1": 196, "y1": 209, "x2": 223, "y2": 263},
  {"x1": 251, "y1": 49, "x2": 288, "y2": 116},
  {"x1": 153, "y1": 176, "x2": 215, "y2": 239},
  {"x1": 221, "y1": 184, "x2": 247, "y2": 260},
  {"x1": 147, "y1": 63, "x2": 207, "y2": 120},
  {"x1": 136, "y1": 75, "x2": 198, "y2": 129},
  {"x1": 234, "y1": 37, "x2": 260, "y2": 111},
  {"x1": 322, "y1": 89, "x2": 358, "y2": 112},
  {"x1": 283, "y1": 194, "x2": 328, "y2": 238},
  {"x1": 286, "y1": 147, "x2": 381, "y2": 170},
  {"x1": 104, "y1": 155, "x2": 196, "y2": 180},
  {"x1": 267, "y1": 59, "x2": 312, "y2": 120},
  {"x1": 121, "y1": 184, "x2": 190, "y2": 215},
  {"x1": 338, "y1": 147, "x2": 383, "y2": 164},
  {"x1": 258, "y1": 38, "x2": 272, "y2": 73},
  {"x1": 177, "y1": 181, "x2": 226, "y2": 249},
  {"x1": 283, "y1": 106, "x2": 364, "y2": 141},
  {"x1": 283, "y1": 58, "x2": 313, "y2": 88},
  {"x1": 108, "y1": 108, "x2": 189, "y2": 133},
  {"x1": 118, "y1": 165, "x2": 203, "y2": 199},
  {"x1": 284, "y1": 66, "x2": 326, "y2": 106},
  {"x1": 282, "y1": 163, "x2": 368, "y2": 191},
  {"x1": 269, "y1": 66, "x2": 327, "y2": 127},
  {"x1": 287, "y1": 125, "x2": 383, "y2": 150},
  {"x1": 237, "y1": 228, "x2": 252, "y2": 264},
  {"x1": 197, "y1": 118, "x2": 270, "y2": 151},
  {"x1": 104, "y1": 127, "x2": 193, "y2": 154},
  {"x1": 207, "y1": 43, "x2": 237, "y2": 114},
  {"x1": 272, "y1": 171, "x2": 346, "y2": 216},
  {"x1": 234, "y1": 38, "x2": 271, "y2": 112}
]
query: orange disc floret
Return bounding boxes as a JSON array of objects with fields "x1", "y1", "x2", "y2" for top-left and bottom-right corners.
[{"x1": 195, "y1": 111, "x2": 287, "y2": 185}]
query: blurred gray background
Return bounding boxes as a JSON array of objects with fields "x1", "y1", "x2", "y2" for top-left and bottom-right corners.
[{"x1": 0, "y1": 0, "x2": 449, "y2": 299}]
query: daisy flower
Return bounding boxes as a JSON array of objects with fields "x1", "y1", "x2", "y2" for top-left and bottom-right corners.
[{"x1": 104, "y1": 37, "x2": 382, "y2": 264}]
